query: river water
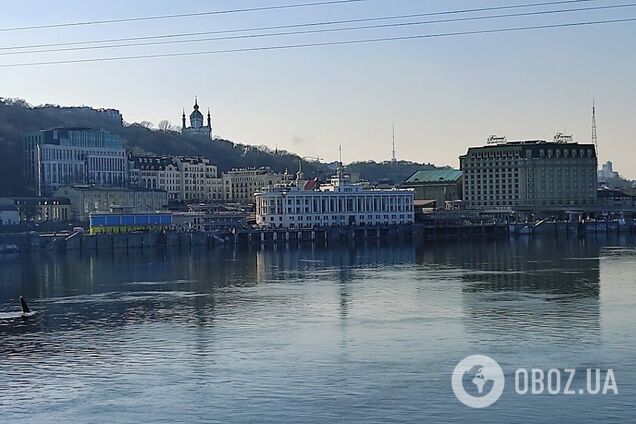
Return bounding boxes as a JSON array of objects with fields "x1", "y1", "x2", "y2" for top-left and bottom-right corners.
[{"x1": 1, "y1": 236, "x2": 635, "y2": 423}]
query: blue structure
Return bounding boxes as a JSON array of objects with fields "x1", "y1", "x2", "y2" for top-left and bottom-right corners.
[{"x1": 89, "y1": 212, "x2": 172, "y2": 234}]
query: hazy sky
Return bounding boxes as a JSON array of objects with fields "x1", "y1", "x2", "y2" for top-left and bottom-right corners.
[{"x1": 1, "y1": 0, "x2": 635, "y2": 178}]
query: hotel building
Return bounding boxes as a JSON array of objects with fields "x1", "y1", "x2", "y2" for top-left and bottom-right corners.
[
  {"x1": 460, "y1": 136, "x2": 597, "y2": 210},
  {"x1": 255, "y1": 167, "x2": 414, "y2": 229}
]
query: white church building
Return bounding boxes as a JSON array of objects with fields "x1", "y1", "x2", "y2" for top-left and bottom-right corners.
[{"x1": 181, "y1": 97, "x2": 212, "y2": 139}]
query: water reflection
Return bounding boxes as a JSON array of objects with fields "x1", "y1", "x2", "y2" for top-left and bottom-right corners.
[
  {"x1": 0, "y1": 240, "x2": 613, "y2": 343},
  {"x1": 0, "y1": 237, "x2": 634, "y2": 423},
  {"x1": 414, "y1": 238, "x2": 603, "y2": 347},
  {"x1": 0, "y1": 244, "x2": 418, "y2": 334}
]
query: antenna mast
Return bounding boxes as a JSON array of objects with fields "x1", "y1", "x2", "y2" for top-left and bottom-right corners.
[
  {"x1": 336, "y1": 143, "x2": 344, "y2": 178},
  {"x1": 391, "y1": 123, "x2": 396, "y2": 163},
  {"x1": 592, "y1": 100, "x2": 598, "y2": 155}
]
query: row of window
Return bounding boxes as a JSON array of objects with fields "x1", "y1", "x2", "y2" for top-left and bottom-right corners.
[
  {"x1": 469, "y1": 199, "x2": 594, "y2": 207},
  {"x1": 276, "y1": 221, "x2": 412, "y2": 229},
  {"x1": 266, "y1": 214, "x2": 414, "y2": 222}
]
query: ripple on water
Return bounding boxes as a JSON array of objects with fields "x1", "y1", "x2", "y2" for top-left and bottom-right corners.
[{"x1": 0, "y1": 240, "x2": 635, "y2": 423}]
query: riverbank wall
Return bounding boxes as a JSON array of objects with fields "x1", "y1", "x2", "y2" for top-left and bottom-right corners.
[{"x1": 0, "y1": 220, "x2": 634, "y2": 254}]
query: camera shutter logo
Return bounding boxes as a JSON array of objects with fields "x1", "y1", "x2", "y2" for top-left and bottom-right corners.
[{"x1": 452, "y1": 355, "x2": 505, "y2": 408}]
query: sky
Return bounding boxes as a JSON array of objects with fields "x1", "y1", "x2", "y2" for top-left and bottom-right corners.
[{"x1": 1, "y1": 0, "x2": 635, "y2": 178}]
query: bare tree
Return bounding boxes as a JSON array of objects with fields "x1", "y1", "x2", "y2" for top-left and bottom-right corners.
[
  {"x1": 139, "y1": 121, "x2": 153, "y2": 129},
  {"x1": 157, "y1": 120, "x2": 173, "y2": 132}
]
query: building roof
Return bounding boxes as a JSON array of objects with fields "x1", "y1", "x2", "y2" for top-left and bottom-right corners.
[
  {"x1": 304, "y1": 179, "x2": 319, "y2": 191},
  {"x1": 189, "y1": 97, "x2": 204, "y2": 120},
  {"x1": 45, "y1": 126, "x2": 101, "y2": 132},
  {"x1": 414, "y1": 199, "x2": 437, "y2": 208},
  {"x1": 10, "y1": 197, "x2": 71, "y2": 205},
  {"x1": 597, "y1": 186, "x2": 633, "y2": 199},
  {"x1": 462, "y1": 140, "x2": 597, "y2": 158},
  {"x1": 404, "y1": 169, "x2": 463, "y2": 184},
  {"x1": 130, "y1": 156, "x2": 177, "y2": 170},
  {"x1": 58, "y1": 185, "x2": 167, "y2": 193}
]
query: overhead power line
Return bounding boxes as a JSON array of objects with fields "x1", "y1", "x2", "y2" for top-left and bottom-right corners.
[
  {"x1": 1, "y1": 16, "x2": 634, "y2": 68},
  {"x1": 2, "y1": 2, "x2": 634, "y2": 56},
  {"x1": 0, "y1": 0, "x2": 368, "y2": 33},
  {"x1": 0, "y1": 0, "x2": 601, "y2": 50}
]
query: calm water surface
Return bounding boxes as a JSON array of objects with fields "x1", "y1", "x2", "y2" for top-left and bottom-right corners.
[{"x1": 1, "y1": 237, "x2": 635, "y2": 423}]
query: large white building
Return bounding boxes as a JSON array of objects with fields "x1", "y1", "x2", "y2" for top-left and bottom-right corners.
[
  {"x1": 24, "y1": 127, "x2": 127, "y2": 196},
  {"x1": 255, "y1": 166, "x2": 414, "y2": 229},
  {"x1": 129, "y1": 155, "x2": 222, "y2": 202}
]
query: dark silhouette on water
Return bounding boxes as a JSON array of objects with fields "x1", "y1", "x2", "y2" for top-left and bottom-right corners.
[
  {"x1": 18, "y1": 296, "x2": 37, "y2": 319},
  {"x1": 19, "y1": 296, "x2": 31, "y2": 314},
  {"x1": 0, "y1": 296, "x2": 37, "y2": 321}
]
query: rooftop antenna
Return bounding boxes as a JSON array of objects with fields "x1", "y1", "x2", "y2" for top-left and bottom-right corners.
[
  {"x1": 391, "y1": 123, "x2": 396, "y2": 163},
  {"x1": 592, "y1": 100, "x2": 598, "y2": 155},
  {"x1": 337, "y1": 143, "x2": 344, "y2": 178}
]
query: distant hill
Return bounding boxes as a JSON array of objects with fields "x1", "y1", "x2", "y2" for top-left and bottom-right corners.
[{"x1": 0, "y1": 98, "x2": 447, "y2": 196}]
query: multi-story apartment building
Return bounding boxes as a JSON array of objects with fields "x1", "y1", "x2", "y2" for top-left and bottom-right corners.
[
  {"x1": 223, "y1": 167, "x2": 282, "y2": 204},
  {"x1": 129, "y1": 156, "x2": 182, "y2": 201},
  {"x1": 24, "y1": 127, "x2": 127, "y2": 196},
  {"x1": 129, "y1": 155, "x2": 222, "y2": 202},
  {"x1": 255, "y1": 167, "x2": 414, "y2": 229},
  {"x1": 54, "y1": 185, "x2": 168, "y2": 221},
  {"x1": 177, "y1": 156, "x2": 222, "y2": 202},
  {"x1": 460, "y1": 137, "x2": 597, "y2": 210}
]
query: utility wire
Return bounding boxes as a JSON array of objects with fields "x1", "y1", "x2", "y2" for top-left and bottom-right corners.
[
  {"x1": 0, "y1": 0, "x2": 600, "y2": 50},
  {"x1": 1, "y1": 16, "x2": 634, "y2": 68},
  {"x1": 0, "y1": 0, "x2": 368, "y2": 33},
  {"x1": 2, "y1": 2, "x2": 633, "y2": 56}
]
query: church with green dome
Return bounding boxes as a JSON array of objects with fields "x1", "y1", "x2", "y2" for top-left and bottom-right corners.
[{"x1": 181, "y1": 96, "x2": 212, "y2": 139}]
